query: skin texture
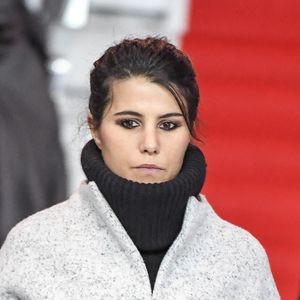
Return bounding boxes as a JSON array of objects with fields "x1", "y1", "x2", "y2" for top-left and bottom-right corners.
[{"x1": 90, "y1": 76, "x2": 191, "y2": 184}]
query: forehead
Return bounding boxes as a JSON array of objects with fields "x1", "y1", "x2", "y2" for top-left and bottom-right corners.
[{"x1": 108, "y1": 77, "x2": 181, "y2": 114}]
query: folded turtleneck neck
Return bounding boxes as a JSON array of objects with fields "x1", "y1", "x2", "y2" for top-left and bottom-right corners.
[{"x1": 81, "y1": 139, "x2": 206, "y2": 289}]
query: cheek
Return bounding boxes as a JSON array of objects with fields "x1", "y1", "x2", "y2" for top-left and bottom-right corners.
[
  {"x1": 172, "y1": 144, "x2": 188, "y2": 165},
  {"x1": 165, "y1": 133, "x2": 190, "y2": 173},
  {"x1": 98, "y1": 126, "x2": 122, "y2": 150},
  {"x1": 99, "y1": 129, "x2": 133, "y2": 166},
  {"x1": 169, "y1": 131, "x2": 190, "y2": 153}
]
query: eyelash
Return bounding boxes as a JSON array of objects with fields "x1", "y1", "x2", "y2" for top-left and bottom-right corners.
[
  {"x1": 117, "y1": 119, "x2": 180, "y2": 131},
  {"x1": 159, "y1": 121, "x2": 179, "y2": 131},
  {"x1": 118, "y1": 119, "x2": 139, "y2": 129}
]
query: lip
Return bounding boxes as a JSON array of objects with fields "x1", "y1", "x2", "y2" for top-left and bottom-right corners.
[{"x1": 135, "y1": 164, "x2": 163, "y2": 170}]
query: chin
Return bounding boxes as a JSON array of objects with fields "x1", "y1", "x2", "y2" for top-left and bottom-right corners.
[{"x1": 130, "y1": 174, "x2": 170, "y2": 184}]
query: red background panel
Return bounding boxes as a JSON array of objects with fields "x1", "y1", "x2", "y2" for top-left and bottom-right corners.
[{"x1": 183, "y1": 1, "x2": 300, "y2": 299}]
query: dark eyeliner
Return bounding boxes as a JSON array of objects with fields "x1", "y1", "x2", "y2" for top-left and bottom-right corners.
[
  {"x1": 116, "y1": 119, "x2": 140, "y2": 129},
  {"x1": 159, "y1": 121, "x2": 181, "y2": 131}
]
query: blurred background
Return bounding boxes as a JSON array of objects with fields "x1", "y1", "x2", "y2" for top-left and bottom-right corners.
[{"x1": 0, "y1": 0, "x2": 299, "y2": 298}]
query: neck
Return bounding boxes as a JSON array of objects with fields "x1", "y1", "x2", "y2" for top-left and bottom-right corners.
[{"x1": 81, "y1": 140, "x2": 206, "y2": 251}]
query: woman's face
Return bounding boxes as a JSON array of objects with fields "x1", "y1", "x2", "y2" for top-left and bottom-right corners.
[{"x1": 90, "y1": 76, "x2": 191, "y2": 183}]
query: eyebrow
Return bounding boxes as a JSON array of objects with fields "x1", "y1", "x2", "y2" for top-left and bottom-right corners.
[{"x1": 114, "y1": 111, "x2": 183, "y2": 119}]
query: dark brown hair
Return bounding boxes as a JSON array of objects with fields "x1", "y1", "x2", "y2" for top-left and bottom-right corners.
[{"x1": 89, "y1": 37, "x2": 200, "y2": 139}]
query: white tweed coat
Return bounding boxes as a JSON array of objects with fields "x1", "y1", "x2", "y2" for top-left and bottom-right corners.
[{"x1": 0, "y1": 182, "x2": 280, "y2": 299}]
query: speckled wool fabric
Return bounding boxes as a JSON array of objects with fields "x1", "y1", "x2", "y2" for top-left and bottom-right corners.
[{"x1": 0, "y1": 182, "x2": 280, "y2": 299}]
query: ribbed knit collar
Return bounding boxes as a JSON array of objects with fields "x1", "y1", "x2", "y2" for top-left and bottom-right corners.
[{"x1": 81, "y1": 139, "x2": 206, "y2": 252}]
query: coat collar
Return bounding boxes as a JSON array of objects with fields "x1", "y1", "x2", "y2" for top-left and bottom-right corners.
[{"x1": 79, "y1": 181, "x2": 212, "y2": 296}]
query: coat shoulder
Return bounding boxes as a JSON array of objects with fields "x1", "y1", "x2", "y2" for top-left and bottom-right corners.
[
  {"x1": 198, "y1": 195, "x2": 267, "y2": 259},
  {"x1": 1, "y1": 190, "x2": 86, "y2": 250},
  {"x1": 185, "y1": 195, "x2": 280, "y2": 299}
]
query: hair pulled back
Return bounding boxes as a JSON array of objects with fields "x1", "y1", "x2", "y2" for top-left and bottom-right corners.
[{"x1": 89, "y1": 37, "x2": 200, "y2": 138}]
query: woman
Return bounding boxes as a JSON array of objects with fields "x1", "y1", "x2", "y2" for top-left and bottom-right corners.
[{"x1": 0, "y1": 37, "x2": 279, "y2": 299}]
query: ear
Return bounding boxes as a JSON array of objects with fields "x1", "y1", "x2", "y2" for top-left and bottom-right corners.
[{"x1": 88, "y1": 111, "x2": 102, "y2": 149}]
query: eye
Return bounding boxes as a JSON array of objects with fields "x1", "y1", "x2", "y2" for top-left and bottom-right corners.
[
  {"x1": 118, "y1": 119, "x2": 140, "y2": 129},
  {"x1": 159, "y1": 121, "x2": 179, "y2": 131}
]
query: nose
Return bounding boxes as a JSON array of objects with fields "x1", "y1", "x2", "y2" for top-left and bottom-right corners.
[{"x1": 139, "y1": 128, "x2": 160, "y2": 155}]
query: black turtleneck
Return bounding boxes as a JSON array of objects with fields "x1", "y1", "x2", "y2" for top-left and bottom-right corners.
[{"x1": 81, "y1": 140, "x2": 206, "y2": 290}]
